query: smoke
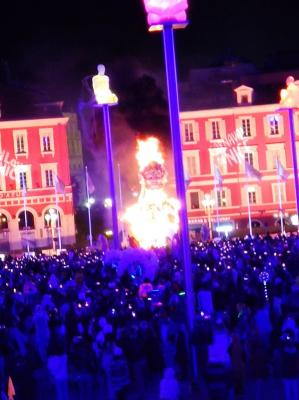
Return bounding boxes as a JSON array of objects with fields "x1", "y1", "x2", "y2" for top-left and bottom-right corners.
[{"x1": 78, "y1": 58, "x2": 176, "y2": 214}]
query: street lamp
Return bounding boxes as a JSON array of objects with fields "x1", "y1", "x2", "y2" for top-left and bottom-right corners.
[
  {"x1": 291, "y1": 214, "x2": 298, "y2": 226},
  {"x1": 104, "y1": 198, "x2": 112, "y2": 208},
  {"x1": 85, "y1": 197, "x2": 95, "y2": 208},
  {"x1": 45, "y1": 208, "x2": 58, "y2": 253},
  {"x1": 216, "y1": 223, "x2": 233, "y2": 238},
  {"x1": 280, "y1": 76, "x2": 299, "y2": 230},
  {"x1": 142, "y1": 0, "x2": 196, "y2": 374},
  {"x1": 92, "y1": 64, "x2": 120, "y2": 249},
  {"x1": 202, "y1": 194, "x2": 215, "y2": 240}
]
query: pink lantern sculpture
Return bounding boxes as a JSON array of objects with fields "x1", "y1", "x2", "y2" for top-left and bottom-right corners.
[{"x1": 143, "y1": 0, "x2": 188, "y2": 30}]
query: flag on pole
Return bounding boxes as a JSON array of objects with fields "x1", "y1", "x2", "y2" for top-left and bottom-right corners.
[
  {"x1": 245, "y1": 161, "x2": 262, "y2": 181},
  {"x1": 8, "y1": 376, "x2": 15, "y2": 400},
  {"x1": 54, "y1": 173, "x2": 65, "y2": 194},
  {"x1": 86, "y1": 169, "x2": 95, "y2": 194},
  {"x1": 276, "y1": 159, "x2": 289, "y2": 181},
  {"x1": 214, "y1": 165, "x2": 223, "y2": 186}
]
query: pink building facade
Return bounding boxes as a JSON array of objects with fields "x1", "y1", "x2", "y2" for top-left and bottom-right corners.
[
  {"x1": 180, "y1": 85, "x2": 299, "y2": 235},
  {"x1": 0, "y1": 117, "x2": 75, "y2": 252}
]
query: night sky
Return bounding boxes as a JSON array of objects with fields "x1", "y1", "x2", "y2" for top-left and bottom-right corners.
[
  {"x1": 1, "y1": 0, "x2": 298, "y2": 107},
  {"x1": 1, "y1": 0, "x2": 298, "y2": 203}
]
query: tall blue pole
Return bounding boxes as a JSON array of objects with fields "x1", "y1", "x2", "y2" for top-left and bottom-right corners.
[
  {"x1": 85, "y1": 166, "x2": 93, "y2": 247},
  {"x1": 162, "y1": 24, "x2": 194, "y2": 332},
  {"x1": 288, "y1": 108, "x2": 299, "y2": 229},
  {"x1": 102, "y1": 104, "x2": 120, "y2": 248}
]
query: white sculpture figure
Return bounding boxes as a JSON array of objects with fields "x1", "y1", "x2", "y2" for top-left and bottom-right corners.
[
  {"x1": 143, "y1": 0, "x2": 188, "y2": 26},
  {"x1": 280, "y1": 76, "x2": 299, "y2": 108},
  {"x1": 124, "y1": 138, "x2": 180, "y2": 249},
  {"x1": 92, "y1": 64, "x2": 118, "y2": 105}
]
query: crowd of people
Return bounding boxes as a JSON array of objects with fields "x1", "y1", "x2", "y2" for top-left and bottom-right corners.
[{"x1": 0, "y1": 233, "x2": 299, "y2": 399}]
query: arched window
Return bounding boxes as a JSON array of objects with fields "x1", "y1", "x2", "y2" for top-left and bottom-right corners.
[
  {"x1": 275, "y1": 217, "x2": 290, "y2": 227},
  {"x1": 44, "y1": 208, "x2": 61, "y2": 228},
  {"x1": 251, "y1": 220, "x2": 262, "y2": 228},
  {"x1": 18, "y1": 211, "x2": 35, "y2": 230},
  {"x1": 0, "y1": 213, "x2": 8, "y2": 230}
]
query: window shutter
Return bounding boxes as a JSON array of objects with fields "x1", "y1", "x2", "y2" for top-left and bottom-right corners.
[
  {"x1": 226, "y1": 189, "x2": 232, "y2": 207},
  {"x1": 282, "y1": 183, "x2": 286, "y2": 202},
  {"x1": 241, "y1": 188, "x2": 247, "y2": 206},
  {"x1": 278, "y1": 115, "x2": 284, "y2": 136},
  {"x1": 205, "y1": 121, "x2": 212, "y2": 142},
  {"x1": 272, "y1": 184, "x2": 278, "y2": 203},
  {"x1": 180, "y1": 122, "x2": 186, "y2": 143},
  {"x1": 266, "y1": 149, "x2": 272, "y2": 170},
  {"x1": 186, "y1": 190, "x2": 191, "y2": 210},
  {"x1": 263, "y1": 116, "x2": 270, "y2": 137},
  {"x1": 250, "y1": 117, "x2": 256, "y2": 137},
  {"x1": 220, "y1": 119, "x2": 226, "y2": 140},
  {"x1": 194, "y1": 121, "x2": 199, "y2": 142},
  {"x1": 253, "y1": 151, "x2": 259, "y2": 169}
]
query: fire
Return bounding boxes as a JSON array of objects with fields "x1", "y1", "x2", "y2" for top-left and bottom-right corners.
[{"x1": 124, "y1": 137, "x2": 180, "y2": 249}]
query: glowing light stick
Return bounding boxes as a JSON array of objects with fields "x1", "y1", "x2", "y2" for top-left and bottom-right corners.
[{"x1": 259, "y1": 271, "x2": 270, "y2": 301}]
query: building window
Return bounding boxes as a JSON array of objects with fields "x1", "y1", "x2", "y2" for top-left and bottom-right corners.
[
  {"x1": 266, "y1": 144, "x2": 286, "y2": 170},
  {"x1": 190, "y1": 192, "x2": 200, "y2": 209},
  {"x1": 269, "y1": 116, "x2": 279, "y2": 135},
  {"x1": 244, "y1": 152, "x2": 254, "y2": 166},
  {"x1": 42, "y1": 136, "x2": 52, "y2": 151},
  {"x1": 41, "y1": 163, "x2": 57, "y2": 188},
  {"x1": 186, "y1": 156, "x2": 197, "y2": 176},
  {"x1": 248, "y1": 188, "x2": 257, "y2": 204},
  {"x1": 183, "y1": 122, "x2": 195, "y2": 142},
  {"x1": 217, "y1": 190, "x2": 227, "y2": 207},
  {"x1": 0, "y1": 213, "x2": 8, "y2": 230},
  {"x1": 18, "y1": 211, "x2": 35, "y2": 230},
  {"x1": 16, "y1": 135, "x2": 25, "y2": 153},
  {"x1": 210, "y1": 148, "x2": 227, "y2": 175},
  {"x1": 212, "y1": 121, "x2": 221, "y2": 140},
  {"x1": 241, "y1": 95, "x2": 248, "y2": 104},
  {"x1": 19, "y1": 172, "x2": 27, "y2": 190},
  {"x1": 184, "y1": 151, "x2": 200, "y2": 177},
  {"x1": 13, "y1": 130, "x2": 28, "y2": 156},
  {"x1": 272, "y1": 153, "x2": 283, "y2": 170},
  {"x1": 45, "y1": 170, "x2": 54, "y2": 187},
  {"x1": 272, "y1": 183, "x2": 286, "y2": 203},
  {"x1": 39, "y1": 128, "x2": 54, "y2": 155},
  {"x1": 242, "y1": 118, "x2": 251, "y2": 137}
]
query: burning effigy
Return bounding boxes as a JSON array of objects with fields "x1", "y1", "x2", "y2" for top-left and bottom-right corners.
[{"x1": 124, "y1": 137, "x2": 179, "y2": 249}]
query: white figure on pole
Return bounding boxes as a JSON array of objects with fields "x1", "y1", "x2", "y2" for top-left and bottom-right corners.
[{"x1": 92, "y1": 65, "x2": 118, "y2": 105}]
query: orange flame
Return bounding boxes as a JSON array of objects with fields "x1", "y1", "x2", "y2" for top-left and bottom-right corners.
[{"x1": 124, "y1": 137, "x2": 179, "y2": 248}]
